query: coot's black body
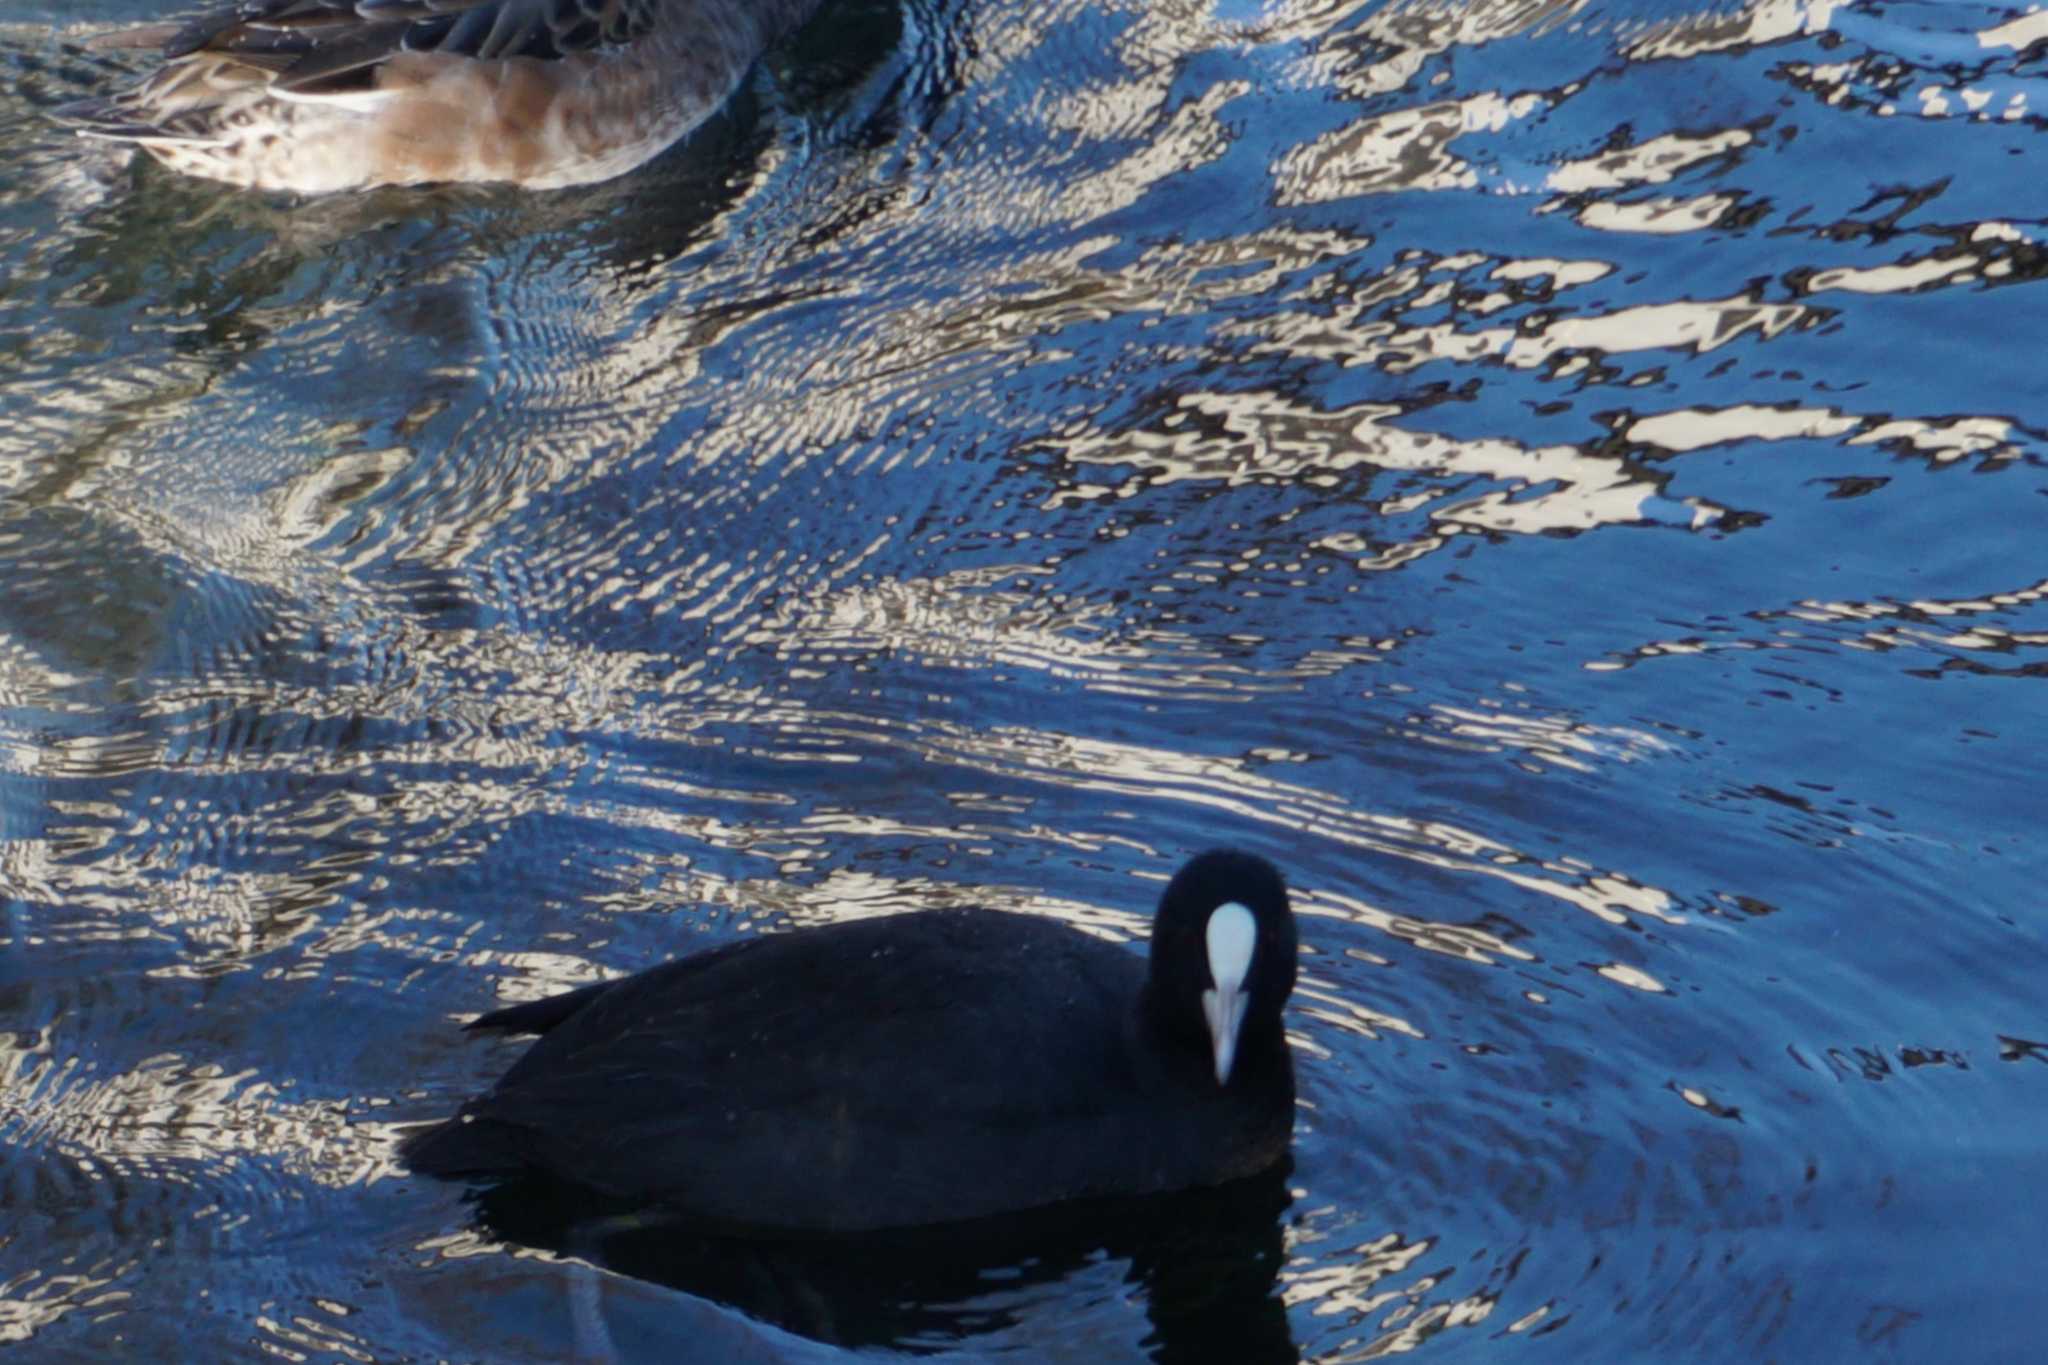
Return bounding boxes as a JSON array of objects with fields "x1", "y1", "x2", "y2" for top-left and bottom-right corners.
[{"x1": 402, "y1": 850, "x2": 1298, "y2": 1233}]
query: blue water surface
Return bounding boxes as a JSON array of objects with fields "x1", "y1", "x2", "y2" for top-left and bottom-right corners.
[{"x1": 2, "y1": 0, "x2": 2046, "y2": 1358}]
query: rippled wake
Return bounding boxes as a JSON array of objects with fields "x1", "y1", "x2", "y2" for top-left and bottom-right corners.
[{"x1": 2, "y1": 0, "x2": 2046, "y2": 1357}]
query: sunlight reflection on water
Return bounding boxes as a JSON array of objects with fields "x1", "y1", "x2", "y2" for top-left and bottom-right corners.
[{"x1": 4, "y1": 0, "x2": 2048, "y2": 1357}]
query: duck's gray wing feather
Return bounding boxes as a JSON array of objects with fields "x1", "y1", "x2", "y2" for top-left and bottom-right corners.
[{"x1": 159, "y1": 0, "x2": 660, "y2": 93}]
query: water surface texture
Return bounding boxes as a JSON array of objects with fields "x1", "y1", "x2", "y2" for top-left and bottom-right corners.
[{"x1": 3, "y1": 0, "x2": 2046, "y2": 1358}]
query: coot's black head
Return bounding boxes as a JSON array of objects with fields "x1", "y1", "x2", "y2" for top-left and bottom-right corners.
[{"x1": 1145, "y1": 850, "x2": 1297, "y2": 1087}]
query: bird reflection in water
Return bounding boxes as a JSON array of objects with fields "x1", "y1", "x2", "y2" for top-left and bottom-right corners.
[{"x1": 472, "y1": 1161, "x2": 1299, "y2": 1359}]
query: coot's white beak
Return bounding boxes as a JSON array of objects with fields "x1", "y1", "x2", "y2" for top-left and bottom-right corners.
[{"x1": 1201, "y1": 902, "x2": 1256, "y2": 1085}]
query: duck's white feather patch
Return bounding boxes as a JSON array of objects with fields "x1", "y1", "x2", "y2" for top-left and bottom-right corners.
[
  {"x1": 1201, "y1": 901, "x2": 1256, "y2": 1085},
  {"x1": 270, "y1": 85, "x2": 393, "y2": 112}
]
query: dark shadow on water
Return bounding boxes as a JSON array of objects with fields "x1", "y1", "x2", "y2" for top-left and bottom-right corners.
[{"x1": 472, "y1": 1163, "x2": 1299, "y2": 1360}]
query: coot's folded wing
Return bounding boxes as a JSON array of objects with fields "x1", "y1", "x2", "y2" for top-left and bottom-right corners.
[
  {"x1": 428, "y1": 910, "x2": 1144, "y2": 1228},
  {"x1": 464, "y1": 936, "x2": 762, "y2": 1036}
]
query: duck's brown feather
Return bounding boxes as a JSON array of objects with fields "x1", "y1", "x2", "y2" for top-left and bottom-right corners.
[{"x1": 52, "y1": 0, "x2": 822, "y2": 192}]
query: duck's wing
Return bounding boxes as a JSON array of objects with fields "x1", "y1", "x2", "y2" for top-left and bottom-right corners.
[
  {"x1": 51, "y1": 0, "x2": 663, "y2": 146},
  {"x1": 157, "y1": 0, "x2": 662, "y2": 93}
]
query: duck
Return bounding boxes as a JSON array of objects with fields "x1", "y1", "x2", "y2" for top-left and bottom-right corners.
[
  {"x1": 401, "y1": 849, "x2": 1301, "y2": 1233},
  {"x1": 50, "y1": 0, "x2": 828, "y2": 194}
]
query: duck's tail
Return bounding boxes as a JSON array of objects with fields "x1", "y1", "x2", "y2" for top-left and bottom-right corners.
[
  {"x1": 49, "y1": 96, "x2": 200, "y2": 145},
  {"x1": 49, "y1": 19, "x2": 288, "y2": 148}
]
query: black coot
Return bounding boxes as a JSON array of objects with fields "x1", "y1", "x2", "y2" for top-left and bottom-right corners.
[{"x1": 401, "y1": 849, "x2": 1298, "y2": 1232}]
